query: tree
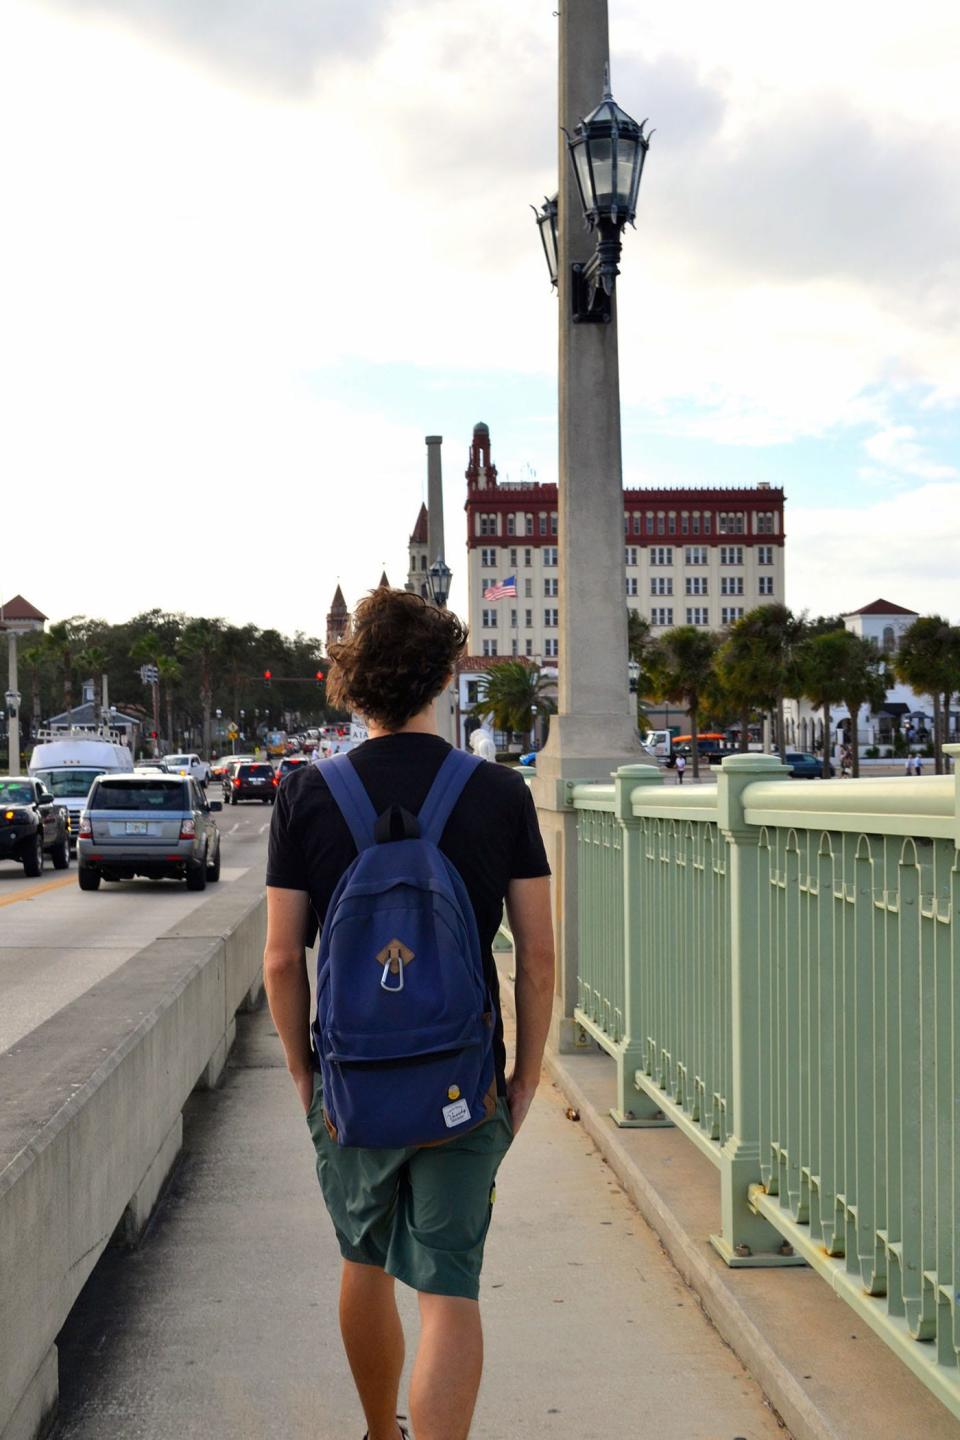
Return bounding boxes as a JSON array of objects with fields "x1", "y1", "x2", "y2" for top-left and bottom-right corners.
[
  {"x1": 646, "y1": 626, "x2": 719, "y2": 779},
  {"x1": 798, "y1": 630, "x2": 849, "y2": 777},
  {"x1": 894, "y1": 616, "x2": 960, "y2": 774},
  {"x1": 157, "y1": 655, "x2": 182, "y2": 748},
  {"x1": 45, "y1": 619, "x2": 83, "y2": 715},
  {"x1": 78, "y1": 645, "x2": 110, "y2": 728},
  {"x1": 18, "y1": 639, "x2": 49, "y2": 736},
  {"x1": 472, "y1": 662, "x2": 556, "y2": 739},
  {"x1": 130, "y1": 632, "x2": 164, "y2": 748},
  {"x1": 832, "y1": 633, "x2": 892, "y2": 777},
  {"x1": 179, "y1": 619, "x2": 225, "y2": 758},
  {"x1": 627, "y1": 610, "x2": 654, "y2": 728}
]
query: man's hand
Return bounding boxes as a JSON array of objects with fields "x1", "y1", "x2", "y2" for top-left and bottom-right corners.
[{"x1": 506, "y1": 1073, "x2": 538, "y2": 1135}]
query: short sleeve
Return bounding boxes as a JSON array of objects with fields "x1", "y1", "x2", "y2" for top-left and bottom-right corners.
[
  {"x1": 509, "y1": 783, "x2": 551, "y2": 880},
  {"x1": 266, "y1": 779, "x2": 310, "y2": 891}
]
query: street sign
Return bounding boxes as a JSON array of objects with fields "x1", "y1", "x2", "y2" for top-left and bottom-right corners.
[
  {"x1": 139, "y1": 664, "x2": 159, "y2": 685},
  {"x1": 227, "y1": 724, "x2": 239, "y2": 738}
]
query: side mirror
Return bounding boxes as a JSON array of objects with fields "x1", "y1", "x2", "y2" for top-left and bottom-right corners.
[{"x1": 209, "y1": 800, "x2": 223, "y2": 812}]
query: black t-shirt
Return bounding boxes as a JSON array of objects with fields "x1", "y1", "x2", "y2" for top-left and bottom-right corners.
[{"x1": 266, "y1": 734, "x2": 551, "y2": 1092}]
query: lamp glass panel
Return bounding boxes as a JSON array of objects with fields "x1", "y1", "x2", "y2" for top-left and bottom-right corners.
[
  {"x1": 573, "y1": 144, "x2": 593, "y2": 211},
  {"x1": 587, "y1": 137, "x2": 613, "y2": 210},
  {"x1": 541, "y1": 213, "x2": 558, "y2": 280},
  {"x1": 616, "y1": 138, "x2": 640, "y2": 211}
]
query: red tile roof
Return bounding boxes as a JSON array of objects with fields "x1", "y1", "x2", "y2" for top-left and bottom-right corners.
[
  {"x1": 1, "y1": 594, "x2": 47, "y2": 622},
  {"x1": 845, "y1": 599, "x2": 918, "y2": 617},
  {"x1": 410, "y1": 503, "x2": 428, "y2": 544},
  {"x1": 457, "y1": 654, "x2": 534, "y2": 674}
]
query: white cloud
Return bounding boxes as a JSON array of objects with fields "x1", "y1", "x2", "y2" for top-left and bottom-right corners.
[
  {"x1": 862, "y1": 425, "x2": 957, "y2": 480},
  {"x1": 788, "y1": 482, "x2": 960, "y2": 621}
]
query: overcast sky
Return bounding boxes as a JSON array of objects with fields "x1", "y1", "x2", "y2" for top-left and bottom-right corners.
[{"x1": 2, "y1": 0, "x2": 957, "y2": 636}]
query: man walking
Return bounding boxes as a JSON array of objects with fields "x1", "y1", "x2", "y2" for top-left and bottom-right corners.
[
  {"x1": 264, "y1": 588, "x2": 555, "y2": 1440},
  {"x1": 675, "y1": 752, "x2": 687, "y2": 784}
]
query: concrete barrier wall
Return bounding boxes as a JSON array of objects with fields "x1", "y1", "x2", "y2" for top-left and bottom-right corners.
[{"x1": 0, "y1": 875, "x2": 267, "y2": 1440}]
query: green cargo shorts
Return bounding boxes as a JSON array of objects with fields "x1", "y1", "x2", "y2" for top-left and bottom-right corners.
[{"x1": 305, "y1": 1074, "x2": 514, "y2": 1301}]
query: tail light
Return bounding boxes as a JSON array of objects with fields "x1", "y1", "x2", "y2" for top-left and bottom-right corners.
[
  {"x1": 180, "y1": 818, "x2": 197, "y2": 839},
  {"x1": 272, "y1": 775, "x2": 279, "y2": 786},
  {"x1": 233, "y1": 778, "x2": 241, "y2": 788},
  {"x1": 79, "y1": 813, "x2": 92, "y2": 839}
]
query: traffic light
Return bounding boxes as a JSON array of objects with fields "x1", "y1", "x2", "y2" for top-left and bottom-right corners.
[
  {"x1": 150, "y1": 730, "x2": 158, "y2": 740},
  {"x1": 316, "y1": 670, "x2": 324, "y2": 686},
  {"x1": 263, "y1": 670, "x2": 272, "y2": 688}
]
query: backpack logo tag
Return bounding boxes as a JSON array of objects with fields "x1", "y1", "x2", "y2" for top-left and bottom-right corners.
[
  {"x1": 376, "y1": 938, "x2": 415, "y2": 992},
  {"x1": 442, "y1": 1097, "x2": 471, "y2": 1128}
]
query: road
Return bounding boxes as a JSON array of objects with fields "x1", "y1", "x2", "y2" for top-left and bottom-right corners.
[{"x1": 0, "y1": 783, "x2": 272, "y2": 1055}]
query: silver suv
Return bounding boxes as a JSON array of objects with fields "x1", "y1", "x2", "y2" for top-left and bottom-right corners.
[{"x1": 78, "y1": 774, "x2": 222, "y2": 892}]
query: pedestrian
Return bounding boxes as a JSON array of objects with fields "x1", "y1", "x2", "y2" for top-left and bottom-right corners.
[
  {"x1": 675, "y1": 752, "x2": 687, "y2": 784},
  {"x1": 914, "y1": 753, "x2": 923, "y2": 776},
  {"x1": 264, "y1": 587, "x2": 554, "y2": 1440}
]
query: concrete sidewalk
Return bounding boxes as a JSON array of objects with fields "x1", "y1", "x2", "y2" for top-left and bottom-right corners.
[{"x1": 55, "y1": 1004, "x2": 785, "y2": 1440}]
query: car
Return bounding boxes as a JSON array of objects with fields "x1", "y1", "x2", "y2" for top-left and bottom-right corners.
[
  {"x1": 134, "y1": 760, "x2": 171, "y2": 775},
  {"x1": 784, "y1": 751, "x2": 835, "y2": 779},
  {"x1": 276, "y1": 755, "x2": 311, "y2": 783},
  {"x1": 212, "y1": 755, "x2": 254, "y2": 782},
  {"x1": 164, "y1": 753, "x2": 211, "y2": 786},
  {"x1": 0, "y1": 776, "x2": 71, "y2": 875},
  {"x1": 77, "y1": 773, "x2": 222, "y2": 891},
  {"x1": 223, "y1": 761, "x2": 278, "y2": 804}
]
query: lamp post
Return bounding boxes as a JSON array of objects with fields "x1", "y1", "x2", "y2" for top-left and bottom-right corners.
[{"x1": 426, "y1": 557, "x2": 452, "y2": 609}]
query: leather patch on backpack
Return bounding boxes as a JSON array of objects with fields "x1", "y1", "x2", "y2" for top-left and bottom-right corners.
[{"x1": 376, "y1": 938, "x2": 415, "y2": 975}]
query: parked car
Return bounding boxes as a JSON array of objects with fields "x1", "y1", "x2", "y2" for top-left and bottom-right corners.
[
  {"x1": 224, "y1": 761, "x2": 278, "y2": 804},
  {"x1": 164, "y1": 753, "x2": 211, "y2": 786},
  {"x1": 77, "y1": 774, "x2": 222, "y2": 891},
  {"x1": 0, "y1": 776, "x2": 71, "y2": 875},
  {"x1": 276, "y1": 756, "x2": 311, "y2": 783},
  {"x1": 785, "y1": 751, "x2": 835, "y2": 779}
]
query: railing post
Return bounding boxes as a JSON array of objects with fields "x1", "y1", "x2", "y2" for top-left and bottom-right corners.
[
  {"x1": 711, "y1": 754, "x2": 803, "y2": 1267},
  {"x1": 611, "y1": 763, "x2": 672, "y2": 1127}
]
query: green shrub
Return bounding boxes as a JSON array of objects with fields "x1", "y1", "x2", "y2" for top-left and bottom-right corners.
[{"x1": 864, "y1": 746, "x2": 879, "y2": 759}]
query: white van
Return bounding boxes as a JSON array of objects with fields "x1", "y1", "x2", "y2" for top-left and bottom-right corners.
[{"x1": 29, "y1": 731, "x2": 134, "y2": 849}]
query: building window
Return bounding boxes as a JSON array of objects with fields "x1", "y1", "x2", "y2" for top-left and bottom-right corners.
[
  {"x1": 657, "y1": 513, "x2": 665, "y2": 535},
  {"x1": 510, "y1": 609, "x2": 518, "y2": 629},
  {"x1": 650, "y1": 547, "x2": 673, "y2": 566},
  {"x1": 703, "y1": 513, "x2": 712, "y2": 534},
  {"x1": 626, "y1": 577, "x2": 638, "y2": 596},
  {"x1": 544, "y1": 608, "x2": 559, "y2": 628},
  {"x1": 480, "y1": 547, "x2": 496, "y2": 567},
  {"x1": 759, "y1": 576, "x2": 774, "y2": 596},
  {"x1": 757, "y1": 513, "x2": 774, "y2": 534},
  {"x1": 646, "y1": 511, "x2": 654, "y2": 535},
  {"x1": 680, "y1": 513, "x2": 689, "y2": 534},
  {"x1": 481, "y1": 609, "x2": 497, "y2": 628},
  {"x1": 543, "y1": 547, "x2": 558, "y2": 567},
  {"x1": 479, "y1": 513, "x2": 497, "y2": 536},
  {"x1": 524, "y1": 578, "x2": 532, "y2": 597},
  {"x1": 420, "y1": 555, "x2": 427, "y2": 570},
  {"x1": 481, "y1": 578, "x2": 493, "y2": 592},
  {"x1": 482, "y1": 639, "x2": 498, "y2": 656},
  {"x1": 686, "y1": 607, "x2": 710, "y2": 626},
  {"x1": 525, "y1": 638, "x2": 533, "y2": 657},
  {"x1": 757, "y1": 545, "x2": 773, "y2": 565},
  {"x1": 466, "y1": 680, "x2": 481, "y2": 705},
  {"x1": 511, "y1": 639, "x2": 518, "y2": 656},
  {"x1": 525, "y1": 513, "x2": 534, "y2": 535},
  {"x1": 551, "y1": 513, "x2": 558, "y2": 535},
  {"x1": 544, "y1": 578, "x2": 558, "y2": 597},
  {"x1": 718, "y1": 512, "x2": 745, "y2": 535},
  {"x1": 721, "y1": 607, "x2": 745, "y2": 625},
  {"x1": 650, "y1": 607, "x2": 673, "y2": 627},
  {"x1": 720, "y1": 576, "x2": 744, "y2": 595},
  {"x1": 544, "y1": 638, "x2": 559, "y2": 659},
  {"x1": 651, "y1": 577, "x2": 673, "y2": 596},
  {"x1": 625, "y1": 546, "x2": 638, "y2": 566},
  {"x1": 507, "y1": 514, "x2": 516, "y2": 536},
  {"x1": 686, "y1": 577, "x2": 708, "y2": 596},
  {"x1": 539, "y1": 514, "x2": 547, "y2": 535},
  {"x1": 524, "y1": 548, "x2": 532, "y2": 567},
  {"x1": 882, "y1": 625, "x2": 896, "y2": 654},
  {"x1": 525, "y1": 608, "x2": 533, "y2": 627},
  {"x1": 668, "y1": 513, "x2": 676, "y2": 534},
  {"x1": 720, "y1": 546, "x2": 744, "y2": 566},
  {"x1": 685, "y1": 546, "x2": 707, "y2": 565},
  {"x1": 632, "y1": 514, "x2": 641, "y2": 535}
]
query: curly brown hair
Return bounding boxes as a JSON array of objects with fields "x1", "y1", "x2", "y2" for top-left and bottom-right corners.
[{"x1": 327, "y1": 588, "x2": 468, "y2": 731}]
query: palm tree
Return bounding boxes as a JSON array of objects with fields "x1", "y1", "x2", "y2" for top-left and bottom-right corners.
[
  {"x1": 179, "y1": 618, "x2": 225, "y2": 758},
  {"x1": 18, "y1": 639, "x2": 49, "y2": 736},
  {"x1": 472, "y1": 662, "x2": 556, "y2": 740},
  {"x1": 832, "y1": 633, "x2": 892, "y2": 777},
  {"x1": 894, "y1": 615, "x2": 958, "y2": 774},
  {"x1": 798, "y1": 630, "x2": 850, "y2": 777},
  {"x1": 45, "y1": 619, "x2": 81, "y2": 716},
  {"x1": 627, "y1": 611, "x2": 654, "y2": 729},
  {"x1": 131, "y1": 631, "x2": 163, "y2": 746},
  {"x1": 157, "y1": 655, "x2": 182, "y2": 748},
  {"x1": 79, "y1": 645, "x2": 110, "y2": 728},
  {"x1": 646, "y1": 626, "x2": 719, "y2": 780}
]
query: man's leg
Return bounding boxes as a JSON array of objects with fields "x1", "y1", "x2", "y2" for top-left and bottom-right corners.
[
  {"x1": 409, "y1": 1293, "x2": 483, "y2": 1440},
  {"x1": 339, "y1": 1260, "x2": 406, "y2": 1440}
]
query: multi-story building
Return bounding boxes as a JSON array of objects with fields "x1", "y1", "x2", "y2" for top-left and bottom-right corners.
[{"x1": 463, "y1": 422, "x2": 786, "y2": 663}]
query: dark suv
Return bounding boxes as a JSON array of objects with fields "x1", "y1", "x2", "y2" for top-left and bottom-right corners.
[
  {"x1": 0, "y1": 776, "x2": 71, "y2": 875},
  {"x1": 224, "y1": 762, "x2": 278, "y2": 805}
]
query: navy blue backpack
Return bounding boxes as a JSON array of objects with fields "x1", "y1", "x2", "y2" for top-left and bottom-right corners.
[{"x1": 313, "y1": 748, "x2": 497, "y2": 1148}]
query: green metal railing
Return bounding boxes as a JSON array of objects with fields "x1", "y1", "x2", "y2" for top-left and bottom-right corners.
[{"x1": 566, "y1": 751, "x2": 960, "y2": 1420}]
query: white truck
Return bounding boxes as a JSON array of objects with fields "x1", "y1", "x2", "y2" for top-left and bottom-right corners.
[{"x1": 29, "y1": 729, "x2": 134, "y2": 850}]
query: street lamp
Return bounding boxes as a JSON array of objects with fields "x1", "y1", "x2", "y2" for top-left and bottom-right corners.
[
  {"x1": 536, "y1": 70, "x2": 652, "y2": 323},
  {"x1": 427, "y1": 557, "x2": 452, "y2": 609}
]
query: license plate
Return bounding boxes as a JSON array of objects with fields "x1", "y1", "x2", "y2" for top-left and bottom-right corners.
[
  {"x1": 126, "y1": 821, "x2": 148, "y2": 834},
  {"x1": 251, "y1": 778, "x2": 264, "y2": 785}
]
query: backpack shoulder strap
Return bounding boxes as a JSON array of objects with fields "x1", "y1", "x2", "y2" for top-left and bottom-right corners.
[
  {"x1": 316, "y1": 753, "x2": 377, "y2": 851},
  {"x1": 417, "y1": 749, "x2": 483, "y2": 845}
]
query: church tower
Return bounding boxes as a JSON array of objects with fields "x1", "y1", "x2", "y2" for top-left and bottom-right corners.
[
  {"x1": 326, "y1": 584, "x2": 349, "y2": 651},
  {"x1": 406, "y1": 503, "x2": 429, "y2": 597},
  {"x1": 465, "y1": 421, "x2": 497, "y2": 493}
]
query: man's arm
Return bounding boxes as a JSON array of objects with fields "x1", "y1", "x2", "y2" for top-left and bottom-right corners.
[
  {"x1": 264, "y1": 886, "x2": 314, "y2": 1112},
  {"x1": 503, "y1": 875, "x2": 555, "y2": 1134}
]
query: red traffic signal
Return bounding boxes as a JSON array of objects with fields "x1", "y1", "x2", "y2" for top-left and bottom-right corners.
[
  {"x1": 263, "y1": 670, "x2": 272, "y2": 687},
  {"x1": 150, "y1": 731, "x2": 158, "y2": 739},
  {"x1": 316, "y1": 670, "x2": 324, "y2": 685}
]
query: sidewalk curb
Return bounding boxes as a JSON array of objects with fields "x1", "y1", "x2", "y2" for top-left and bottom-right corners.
[{"x1": 499, "y1": 977, "x2": 839, "y2": 1440}]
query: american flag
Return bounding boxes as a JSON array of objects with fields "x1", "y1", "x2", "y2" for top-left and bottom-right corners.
[{"x1": 483, "y1": 575, "x2": 517, "y2": 601}]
